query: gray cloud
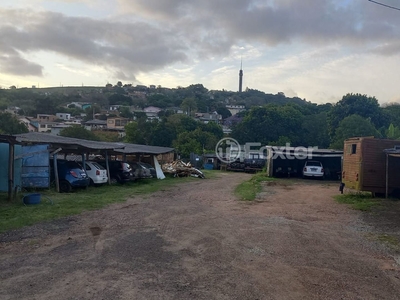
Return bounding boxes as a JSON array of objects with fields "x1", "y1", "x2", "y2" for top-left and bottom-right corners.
[
  {"x1": 0, "y1": 9, "x2": 188, "y2": 78},
  {"x1": 118, "y1": 0, "x2": 400, "y2": 46},
  {"x1": 1, "y1": 0, "x2": 400, "y2": 78},
  {"x1": 0, "y1": 39, "x2": 43, "y2": 76}
]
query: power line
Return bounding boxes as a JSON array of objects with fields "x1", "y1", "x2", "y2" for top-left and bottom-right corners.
[{"x1": 368, "y1": 0, "x2": 400, "y2": 11}]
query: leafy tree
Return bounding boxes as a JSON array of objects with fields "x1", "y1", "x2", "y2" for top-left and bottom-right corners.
[
  {"x1": 386, "y1": 123, "x2": 400, "y2": 139},
  {"x1": 330, "y1": 114, "x2": 381, "y2": 150},
  {"x1": 147, "y1": 94, "x2": 171, "y2": 108},
  {"x1": 0, "y1": 112, "x2": 28, "y2": 134},
  {"x1": 167, "y1": 114, "x2": 198, "y2": 133},
  {"x1": 232, "y1": 104, "x2": 304, "y2": 146},
  {"x1": 134, "y1": 111, "x2": 147, "y2": 120},
  {"x1": 119, "y1": 107, "x2": 133, "y2": 119},
  {"x1": 59, "y1": 125, "x2": 99, "y2": 141},
  {"x1": 83, "y1": 105, "x2": 101, "y2": 122},
  {"x1": 201, "y1": 121, "x2": 224, "y2": 140},
  {"x1": 124, "y1": 120, "x2": 154, "y2": 145},
  {"x1": 173, "y1": 133, "x2": 202, "y2": 158},
  {"x1": 124, "y1": 122, "x2": 142, "y2": 144},
  {"x1": 158, "y1": 109, "x2": 175, "y2": 120},
  {"x1": 150, "y1": 122, "x2": 177, "y2": 147},
  {"x1": 383, "y1": 104, "x2": 400, "y2": 128},
  {"x1": 180, "y1": 97, "x2": 197, "y2": 116},
  {"x1": 328, "y1": 93, "x2": 386, "y2": 139},
  {"x1": 301, "y1": 112, "x2": 330, "y2": 148},
  {"x1": 173, "y1": 127, "x2": 220, "y2": 157},
  {"x1": 33, "y1": 96, "x2": 58, "y2": 115},
  {"x1": 216, "y1": 106, "x2": 232, "y2": 119},
  {"x1": 93, "y1": 130, "x2": 121, "y2": 142},
  {"x1": 108, "y1": 94, "x2": 132, "y2": 106},
  {"x1": 0, "y1": 97, "x2": 10, "y2": 110}
]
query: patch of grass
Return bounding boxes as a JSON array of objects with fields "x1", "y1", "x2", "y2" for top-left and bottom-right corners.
[
  {"x1": 367, "y1": 234, "x2": 400, "y2": 251},
  {"x1": 235, "y1": 172, "x2": 274, "y2": 201},
  {"x1": 334, "y1": 192, "x2": 380, "y2": 211},
  {"x1": 201, "y1": 169, "x2": 219, "y2": 179},
  {"x1": 0, "y1": 176, "x2": 198, "y2": 233}
]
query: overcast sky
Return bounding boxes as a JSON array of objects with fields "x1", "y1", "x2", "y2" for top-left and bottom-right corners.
[{"x1": 1, "y1": 0, "x2": 400, "y2": 104}]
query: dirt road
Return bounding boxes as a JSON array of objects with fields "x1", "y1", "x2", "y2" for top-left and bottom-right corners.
[{"x1": 1, "y1": 173, "x2": 400, "y2": 299}]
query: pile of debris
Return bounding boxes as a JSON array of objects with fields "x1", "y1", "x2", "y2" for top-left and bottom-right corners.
[{"x1": 162, "y1": 160, "x2": 205, "y2": 179}]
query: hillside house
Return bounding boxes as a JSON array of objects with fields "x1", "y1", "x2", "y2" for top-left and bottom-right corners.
[
  {"x1": 143, "y1": 106, "x2": 162, "y2": 120},
  {"x1": 36, "y1": 114, "x2": 57, "y2": 122},
  {"x1": 56, "y1": 113, "x2": 71, "y2": 120},
  {"x1": 195, "y1": 112, "x2": 222, "y2": 124},
  {"x1": 107, "y1": 117, "x2": 129, "y2": 130},
  {"x1": 226, "y1": 105, "x2": 246, "y2": 116}
]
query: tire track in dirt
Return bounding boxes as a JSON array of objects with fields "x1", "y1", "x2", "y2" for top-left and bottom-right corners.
[{"x1": 1, "y1": 173, "x2": 400, "y2": 299}]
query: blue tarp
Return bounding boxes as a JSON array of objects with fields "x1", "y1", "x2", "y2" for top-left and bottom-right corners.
[
  {"x1": 0, "y1": 143, "x2": 22, "y2": 192},
  {"x1": 21, "y1": 144, "x2": 50, "y2": 188}
]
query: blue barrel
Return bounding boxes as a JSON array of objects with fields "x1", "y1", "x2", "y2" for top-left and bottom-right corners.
[{"x1": 23, "y1": 193, "x2": 41, "y2": 205}]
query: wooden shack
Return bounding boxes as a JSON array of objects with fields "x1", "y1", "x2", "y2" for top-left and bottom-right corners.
[{"x1": 342, "y1": 137, "x2": 400, "y2": 196}]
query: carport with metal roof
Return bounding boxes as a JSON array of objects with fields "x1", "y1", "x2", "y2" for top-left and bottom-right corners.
[
  {"x1": 15, "y1": 132, "x2": 125, "y2": 191},
  {"x1": 13, "y1": 132, "x2": 175, "y2": 190}
]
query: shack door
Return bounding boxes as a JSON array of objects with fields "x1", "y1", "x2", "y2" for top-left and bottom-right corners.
[{"x1": 21, "y1": 144, "x2": 50, "y2": 188}]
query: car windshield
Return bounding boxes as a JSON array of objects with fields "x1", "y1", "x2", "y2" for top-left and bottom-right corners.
[
  {"x1": 306, "y1": 161, "x2": 322, "y2": 167},
  {"x1": 63, "y1": 161, "x2": 83, "y2": 169}
]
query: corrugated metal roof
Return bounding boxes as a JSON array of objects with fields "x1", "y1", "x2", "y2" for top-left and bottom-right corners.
[
  {"x1": 15, "y1": 132, "x2": 124, "y2": 150},
  {"x1": 265, "y1": 146, "x2": 343, "y2": 154},
  {"x1": 0, "y1": 134, "x2": 17, "y2": 144},
  {"x1": 384, "y1": 147, "x2": 400, "y2": 155},
  {"x1": 85, "y1": 119, "x2": 107, "y2": 125},
  {"x1": 114, "y1": 143, "x2": 174, "y2": 155},
  {"x1": 13, "y1": 132, "x2": 174, "y2": 154}
]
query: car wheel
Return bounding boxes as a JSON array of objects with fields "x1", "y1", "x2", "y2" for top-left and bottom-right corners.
[
  {"x1": 89, "y1": 179, "x2": 95, "y2": 186},
  {"x1": 110, "y1": 177, "x2": 118, "y2": 184},
  {"x1": 59, "y1": 180, "x2": 72, "y2": 193}
]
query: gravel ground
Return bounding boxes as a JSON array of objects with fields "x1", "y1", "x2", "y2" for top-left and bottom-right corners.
[{"x1": 1, "y1": 172, "x2": 400, "y2": 299}]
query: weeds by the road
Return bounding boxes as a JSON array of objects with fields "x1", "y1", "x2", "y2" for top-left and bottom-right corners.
[
  {"x1": 334, "y1": 192, "x2": 381, "y2": 211},
  {"x1": 0, "y1": 173, "x2": 213, "y2": 233},
  {"x1": 235, "y1": 173, "x2": 274, "y2": 201},
  {"x1": 367, "y1": 233, "x2": 400, "y2": 251}
]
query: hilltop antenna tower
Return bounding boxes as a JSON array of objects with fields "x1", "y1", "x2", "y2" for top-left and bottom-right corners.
[{"x1": 239, "y1": 58, "x2": 243, "y2": 93}]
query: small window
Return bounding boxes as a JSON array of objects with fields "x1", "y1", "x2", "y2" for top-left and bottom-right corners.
[
  {"x1": 85, "y1": 163, "x2": 92, "y2": 171},
  {"x1": 351, "y1": 144, "x2": 357, "y2": 154}
]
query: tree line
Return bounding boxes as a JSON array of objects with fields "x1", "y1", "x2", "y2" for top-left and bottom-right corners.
[
  {"x1": 232, "y1": 93, "x2": 400, "y2": 150},
  {"x1": 2, "y1": 85, "x2": 400, "y2": 155}
]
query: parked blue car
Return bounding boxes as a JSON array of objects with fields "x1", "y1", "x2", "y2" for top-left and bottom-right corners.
[{"x1": 50, "y1": 159, "x2": 90, "y2": 192}]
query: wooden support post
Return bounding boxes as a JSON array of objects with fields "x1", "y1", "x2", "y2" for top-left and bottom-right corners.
[
  {"x1": 8, "y1": 143, "x2": 14, "y2": 201},
  {"x1": 105, "y1": 151, "x2": 111, "y2": 185},
  {"x1": 385, "y1": 154, "x2": 389, "y2": 199},
  {"x1": 54, "y1": 154, "x2": 60, "y2": 193},
  {"x1": 82, "y1": 153, "x2": 86, "y2": 173}
]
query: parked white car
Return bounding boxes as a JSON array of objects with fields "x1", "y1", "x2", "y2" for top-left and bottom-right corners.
[
  {"x1": 84, "y1": 161, "x2": 108, "y2": 185},
  {"x1": 302, "y1": 160, "x2": 324, "y2": 178}
]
